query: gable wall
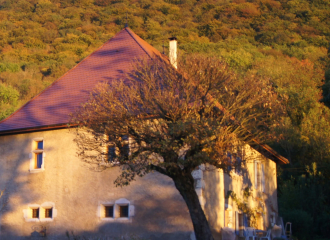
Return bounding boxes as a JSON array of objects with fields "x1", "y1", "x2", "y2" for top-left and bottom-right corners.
[
  {"x1": 203, "y1": 145, "x2": 278, "y2": 240},
  {"x1": 0, "y1": 128, "x2": 193, "y2": 240}
]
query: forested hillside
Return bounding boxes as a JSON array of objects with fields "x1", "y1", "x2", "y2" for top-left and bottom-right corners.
[{"x1": 0, "y1": 0, "x2": 329, "y2": 239}]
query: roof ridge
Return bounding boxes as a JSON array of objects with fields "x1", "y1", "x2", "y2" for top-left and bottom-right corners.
[
  {"x1": 0, "y1": 28, "x2": 128, "y2": 126},
  {"x1": 124, "y1": 28, "x2": 152, "y2": 58}
]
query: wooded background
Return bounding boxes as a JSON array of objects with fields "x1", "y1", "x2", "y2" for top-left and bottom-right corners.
[{"x1": 0, "y1": 0, "x2": 329, "y2": 239}]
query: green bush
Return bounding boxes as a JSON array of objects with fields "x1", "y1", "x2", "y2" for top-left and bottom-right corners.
[
  {"x1": 0, "y1": 62, "x2": 20, "y2": 73},
  {"x1": 0, "y1": 83, "x2": 19, "y2": 105},
  {"x1": 282, "y1": 209, "x2": 313, "y2": 240}
]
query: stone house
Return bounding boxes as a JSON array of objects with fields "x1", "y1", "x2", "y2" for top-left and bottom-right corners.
[{"x1": 0, "y1": 27, "x2": 288, "y2": 240}]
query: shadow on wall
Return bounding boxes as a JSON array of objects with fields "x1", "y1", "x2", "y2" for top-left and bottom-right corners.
[
  {"x1": 0, "y1": 172, "x2": 194, "y2": 240},
  {"x1": 0, "y1": 134, "x2": 55, "y2": 239},
  {"x1": 202, "y1": 149, "x2": 279, "y2": 239},
  {"x1": 0, "y1": 130, "x2": 279, "y2": 240},
  {"x1": 0, "y1": 131, "x2": 194, "y2": 240}
]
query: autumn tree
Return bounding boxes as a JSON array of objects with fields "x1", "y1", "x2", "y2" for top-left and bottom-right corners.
[{"x1": 72, "y1": 55, "x2": 279, "y2": 240}]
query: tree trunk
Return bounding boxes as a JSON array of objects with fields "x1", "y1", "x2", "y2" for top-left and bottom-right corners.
[{"x1": 172, "y1": 173, "x2": 214, "y2": 240}]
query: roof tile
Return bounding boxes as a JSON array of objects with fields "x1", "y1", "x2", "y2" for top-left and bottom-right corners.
[{"x1": 0, "y1": 28, "x2": 160, "y2": 132}]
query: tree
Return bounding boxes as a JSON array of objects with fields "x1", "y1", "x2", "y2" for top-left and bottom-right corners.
[{"x1": 72, "y1": 55, "x2": 278, "y2": 240}]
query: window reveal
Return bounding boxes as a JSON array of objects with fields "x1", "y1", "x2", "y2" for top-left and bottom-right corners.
[
  {"x1": 45, "y1": 208, "x2": 53, "y2": 218},
  {"x1": 24, "y1": 203, "x2": 57, "y2": 222},
  {"x1": 99, "y1": 199, "x2": 134, "y2": 221},
  {"x1": 119, "y1": 205, "x2": 129, "y2": 218},
  {"x1": 105, "y1": 206, "x2": 114, "y2": 218},
  {"x1": 32, "y1": 208, "x2": 39, "y2": 219},
  {"x1": 35, "y1": 153, "x2": 43, "y2": 169}
]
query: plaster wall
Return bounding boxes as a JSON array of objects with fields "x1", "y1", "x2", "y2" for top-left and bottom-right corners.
[{"x1": 0, "y1": 128, "x2": 193, "y2": 240}]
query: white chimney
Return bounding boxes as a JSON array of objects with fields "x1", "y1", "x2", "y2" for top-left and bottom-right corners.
[{"x1": 169, "y1": 37, "x2": 177, "y2": 69}]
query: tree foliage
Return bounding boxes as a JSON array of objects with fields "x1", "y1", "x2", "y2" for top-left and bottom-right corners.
[
  {"x1": 0, "y1": 0, "x2": 328, "y2": 238},
  {"x1": 0, "y1": 0, "x2": 328, "y2": 121},
  {"x1": 72, "y1": 55, "x2": 277, "y2": 240}
]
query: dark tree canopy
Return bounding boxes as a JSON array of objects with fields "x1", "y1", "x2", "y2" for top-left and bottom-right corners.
[{"x1": 72, "y1": 55, "x2": 280, "y2": 240}]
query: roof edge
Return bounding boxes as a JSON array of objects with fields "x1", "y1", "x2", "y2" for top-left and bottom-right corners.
[
  {"x1": 251, "y1": 140, "x2": 289, "y2": 165},
  {"x1": 0, "y1": 124, "x2": 76, "y2": 136},
  {"x1": 0, "y1": 28, "x2": 128, "y2": 128},
  {"x1": 124, "y1": 28, "x2": 152, "y2": 58}
]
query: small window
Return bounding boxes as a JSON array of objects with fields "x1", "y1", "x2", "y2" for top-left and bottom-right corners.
[
  {"x1": 30, "y1": 139, "x2": 44, "y2": 172},
  {"x1": 119, "y1": 205, "x2": 129, "y2": 218},
  {"x1": 105, "y1": 206, "x2": 114, "y2": 218},
  {"x1": 24, "y1": 203, "x2": 57, "y2": 222},
  {"x1": 36, "y1": 141, "x2": 43, "y2": 150},
  {"x1": 32, "y1": 208, "x2": 39, "y2": 219},
  {"x1": 100, "y1": 198, "x2": 134, "y2": 221},
  {"x1": 45, "y1": 208, "x2": 53, "y2": 218},
  {"x1": 108, "y1": 145, "x2": 116, "y2": 162},
  {"x1": 35, "y1": 153, "x2": 43, "y2": 169},
  {"x1": 99, "y1": 204, "x2": 115, "y2": 219},
  {"x1": 35, "y1": 140, "x2": 43, "y2": 169}
]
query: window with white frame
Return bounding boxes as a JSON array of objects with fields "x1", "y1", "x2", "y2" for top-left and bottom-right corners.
[
  {"x1": 235, "y1": 211, "x2": 244, "y2": 237},
  {"x1": 99, "y1": 203, "x2": 114, "y2": 219},
  {"x1": 32, "y1": 207, "x2": 39, "y2": 219},
  {"x1": 41, "y1": 205, "x2": 54, "y2": 220},
  {"x1": 29, "y1": 138, "x2": 45, "y2": 173},
  {"x1": 105, "y1": 205, "x2": 114, "y2": 218},
  {"x1": 99, "y1": 198, "x2": 134, "y2": 221},
  {"x1": 119, "y1": 205, "x2": 129, "y2": 218},
  {"x1": 23, "y1": 202, "x2": 57, "y2": 222},
  {"x1": 254, "y1": 161, "x2": 265, "y2": 192}
]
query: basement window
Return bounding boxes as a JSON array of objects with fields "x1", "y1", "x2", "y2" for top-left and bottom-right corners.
[
  {"x1": 24, "y1": 203, "x2": 57, "y2": 222},
  {"x1": 44, "y1": 208, "x2": 53, "y2": 218},
  {"x1": 32, "y1": 208, "x2": 39, "y2": 219},
  {"x1": 99, "y1": 199, "x2": 134, "y2": 222},
  {"x1": 99, "y1": 204, "x2": 114, "y2": 220},
  {"x1": 104, "y1": 205, "x2": 114, "y2": 218},
  {"x1": 115, "y1": 198, "x2": 132, "y2": 220},
  {"x1": 119, "y1": 205, "x2": 129, "y2": 218}
]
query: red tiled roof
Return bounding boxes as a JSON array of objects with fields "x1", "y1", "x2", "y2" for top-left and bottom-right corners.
[
  {"x1": 0, "y1": 28, "x2": 288, "y2": 164},
  {"x1": 0, "y1": 28, "x2": 161, "y2": 134}
]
